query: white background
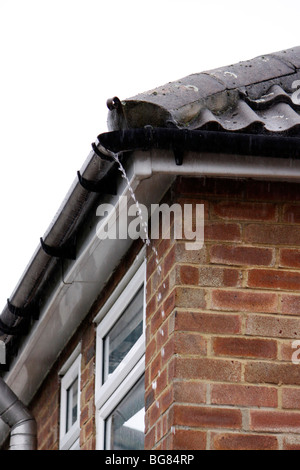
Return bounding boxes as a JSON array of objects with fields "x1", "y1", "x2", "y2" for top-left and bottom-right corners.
[{"x1": 0, "y1": 0, "x2": 299, "y2": 309}]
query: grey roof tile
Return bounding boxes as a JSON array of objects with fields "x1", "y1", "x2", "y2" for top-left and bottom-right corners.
[
  {"x1": 108, "y1": 46, "x2": 300, "y2": 135},
  {"x1": 203, "y1": 55, "x2": 294, "y2": 89}
]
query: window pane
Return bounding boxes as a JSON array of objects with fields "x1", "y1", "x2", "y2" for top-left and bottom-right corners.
[
  {"x1": 66, "y1": 377, "x2": 78, "y2": 432},
  {"x1": 103, "y1": 287, "x2": 144, "y2": 381},
  {"x1": 105, "y1": 375, "x2": 145, "y2": 450}
]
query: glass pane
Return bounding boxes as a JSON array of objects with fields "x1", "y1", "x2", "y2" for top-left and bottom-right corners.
[
  {"x1": 66, "y1": 377, "x2": 78, "y2": 433},
  {"x1": 103, "y1": 287, "x2": 144, "y2": 381},
  {"x1": 69, "y1": 438, "x2": 80, "y2": 451},
  {"x1": 105, "y1": 375, "x2": 145, "y2": 450}
]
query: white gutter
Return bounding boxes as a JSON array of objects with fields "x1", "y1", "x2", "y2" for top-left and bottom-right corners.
[
  {"x1": 146, "y1": 149, "x2": 300, "y2": 181},
  {"x1": 1, "y1": 148, "x2": 299, "y2": 446}
]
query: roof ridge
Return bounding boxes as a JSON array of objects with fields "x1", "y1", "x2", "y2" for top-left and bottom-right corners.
[{"x1": 107, "y1": 46, "x2": 300, "y2": 132}]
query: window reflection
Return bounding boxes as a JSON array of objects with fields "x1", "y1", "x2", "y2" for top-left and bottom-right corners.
[
  {"x1": 66, "y1": 377, "x2": 78, "y2": 433},
  {"x1": 105, "y1": 375, "x2": 145, "y2": 450},
  {"x1": 103, "y1": 287, "x2": 144, "y2": 381}
]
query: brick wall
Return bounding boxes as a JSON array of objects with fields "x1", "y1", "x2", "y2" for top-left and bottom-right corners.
[
  {"x1": 23, "y1": 175, "x2": 300, "y2": 451},
  {"x1": 145, "y1": 177, "x2": 300, "y2": 451}
]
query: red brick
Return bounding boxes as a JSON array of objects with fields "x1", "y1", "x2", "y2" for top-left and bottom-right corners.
[
  {"x1": 213, "y1": 337, "x2": 277, "y2": 359},
  {"x1": 246, "y1": 314, "x2": 300, "y2": 339},
  {"x1": 146, "y1": 337, "x2": 157, "y2": 365},
  {"x1": 150, "y1": 307, "x2": 164, "y2": 336},
  {"x1": 246, "y1": 180, "x2": 300, "y2": 202},
  {"x1": 204, "y1": 223, "x2": 241, "y2": 242},
  {"x1": 82, "y1": 381, "x2": 94, "y2": 404},
  {"x1": 244, "y1": 224, "x2": 300, "y2": 246},
  {"x1": 160, "y1": 336, "x2": 175, "y2": 365},
  {"x1": 81, "y1": 361, "x2": 94, "y2": 387},
  {"x1": 245, "y1": 361, "x2": 300, "y2": 386},
  {"x1": 172, "y1": 430, "x2": 206, "y2": 450},
  {"x1": 156, "y1": 368, "x2": 168, "y2": 398},
  {"x1": 156, "y1": 419, "x2": 163, "y2": 443},
  {"x1": 157, "y1": 320, "x2": 169, "y2": 350},
  {"x1": 175, "y1": 287, "x2": 206, "y2": 309},
  {"x1": 177, "y1": 197, "x2": 209, "y2": 220},
  {"x1": 145, "y1": 427, "x2": 156, "y2": 450},
  {"x1": 180, "y1": 265, "x2": 199, "y2": 285},
  {"x1": 176, "y1": 242, "x2": 207, "y2": 264},
  {"x1": 173, "y1": 381, "x2": 207, "y2": 404},
  {"x1": 157, "y1": 238, "x2": 172, "y2": 260},
  {"x1": 176, "y1": 177, "x2": 246, "y2": 198},
  {"x1": 210, "y1": 245, "x2": 274, "y2": 267},
  {"x1": 151, "y1": 353, "x2": 162, "y2": 381},
  {"x1": 174, "y1": 357, "x2": 242, "y2": 383},
  {"x1": 148, "y1": 401, "x2": 161, "y2": 428},
  {"x1": 250, "y1": 410, "x2": 300, "y2": 432},
  {"x1": 211, "y1": 290, "x2": 278, "y2": 313},
  {"x1": 163, "y1": 290, "x2": 176, "y2": 318},
  {"x1": 145, "y1": 367, "x2": 150, "y2": 390},
  {"x1": 174, "y1": 311, "x2": 241, "y2": 335},
  {"x1": 173, "y1": 405, "x2": 242, "y2": 429},
  {"x1": 280, "y1": 249, "x2": 300, "y2": 268},
  {"x1": 212, "y1": 201, "x2": 276, "y2": 221},
  {"x1": 160, "y1": 387, "x2": 174, "y2": 414},
  {"x1": 147, "y1": 254, "x2": 157, "y2": 278},
  {"x1": 198, "y1": 266, "x2": 241, "y2": 287},
  {"x1": 174, "y1": 332, "x2": 207, "y2": 356},
  {"x1": 211, "y1": 384, "x2": 278, "y2": 408},
  {"x1": 279, "y1": 340, "x2": 296, "y2": 361},
  {"x1": 212, "y1": 433, "x2": 278, "y2": 451},
  {"x1": 145, "y1": 388, "x2": 155, "y2": 412},
  {"x1": 163, "y1": 246, "x2": 176, "y2": 276},
  {"x1": 282, "y1": 388, "x2": 300, "y2": 409},
  {"x1": 146, "y1": 295, "x2": 156, "y2": 319},
  {"x1": 283, "y1": 204, "x2": 300, "y2": 223},
  {"x1": 156, "y1": 278, "x2": 169, "y2": 306},
  {"x1": 248, "y1": 269, "x2": 300, "y2": 291},
  {"x1": 283, "y1": 436, "x2": 300, "y2": 450},
  {"x1": 281, "y1": 294, "x2": 300, "y2": 316},
  {"x1": 82, "y1": 419, "x2": 94, "y2": 444}
]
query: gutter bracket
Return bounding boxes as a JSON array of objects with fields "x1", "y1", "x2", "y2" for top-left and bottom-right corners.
[
  {"x1": 7, "y1": 299, "x2": 40, "y2": 321},
  {"x1": 91, "y1": 142, "x2": 115, "y2": 162},
  {"x1": 0, "y1": 318, "x2": 29, "y2": 336},
  {"x1": 40, "y1": 235, "x2": 77, "y2": 261},
  {"x1": 173, "y1": 148, "x2": 184, "y2": 166},
  {"x1": 77, "y1": 171, "x2": 117, "y2": 195}
]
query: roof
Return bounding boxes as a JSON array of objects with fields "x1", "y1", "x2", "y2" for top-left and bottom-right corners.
[{"x1": 108, "y1": 46, "x2": 300, "y2": 135}]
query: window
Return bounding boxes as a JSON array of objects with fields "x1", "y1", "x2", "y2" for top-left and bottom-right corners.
[
  {"x1": 59, "y1": 348, "x2": 81, "y2": 450},
  {"x1": 104, "y1": 371, "x2": 145, "y2": 450},
  {"x1": 95, "y1": 257, "x2": 146, "y2": 450}
]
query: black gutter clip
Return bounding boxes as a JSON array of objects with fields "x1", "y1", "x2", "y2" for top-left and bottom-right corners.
[
  {"x1": 0, "y1": 318, "x2": 29, "y2": 336},
  {"x1": 173, "y1": 128, "x2": 189, "y2": 166},
  {"x1": 77, "y1": 171, "x2": 117, "y2": 195},
  {"x1": 0, "y1": 300, "x2": 40, "y2": 338},
  {"x1": 91, "y1": 142, "x2": 115, "y2": 162},
  {"x1": 40, "y1": 235, "x2": 77, "y2": 261},
  {"x1": 7, "y1": 298, "x2": 40, "y2": 321}
]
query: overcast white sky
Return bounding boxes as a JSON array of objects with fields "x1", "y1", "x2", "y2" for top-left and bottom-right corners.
[{"x1": 0, "y1": 0, "x2": 299, "y2": 309}]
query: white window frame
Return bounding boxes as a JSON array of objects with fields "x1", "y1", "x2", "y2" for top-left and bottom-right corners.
[
  {"x1": 96, "y1": 358, "x2": 145, "y2": 450},
  {"x1": 94, "y1": 254, "x2": 146, "y2": 450},
  {"x1": 59, "y1": 346, "x2": 81, "y2": 450}
]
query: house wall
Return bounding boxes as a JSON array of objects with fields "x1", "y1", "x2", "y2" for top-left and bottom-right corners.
[
  {"x1": 27, "y1": 176, "x2": 300, "y2": 451},
  {"x1": 145, "y1": 176, "x2": 300, "y2": 451}
]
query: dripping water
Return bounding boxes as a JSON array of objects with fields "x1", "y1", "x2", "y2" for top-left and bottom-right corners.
[{"x1": 112, "y1": 153, "x2": 166, "y2": 306}]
